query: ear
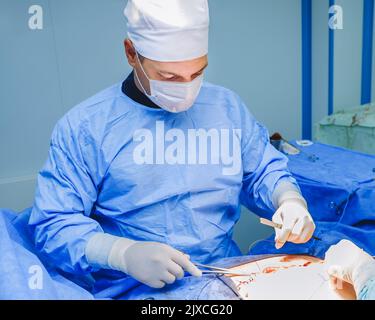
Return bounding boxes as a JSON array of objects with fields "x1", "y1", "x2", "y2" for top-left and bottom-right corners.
[{"x1": 125, "y1": 39, "x2": 137, "y2": 68}]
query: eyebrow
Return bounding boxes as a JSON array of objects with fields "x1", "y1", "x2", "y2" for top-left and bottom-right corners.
[{"x1": 159, "y1": 63, "x2": 209, "y2": 77}]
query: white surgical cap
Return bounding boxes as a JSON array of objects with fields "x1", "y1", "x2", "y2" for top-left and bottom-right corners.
[{"x1": 124, "y1": 0, "x2": 209, "y2": 62}]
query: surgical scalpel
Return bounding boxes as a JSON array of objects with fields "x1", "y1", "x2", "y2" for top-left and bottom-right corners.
[
  {"x1": 194, "y1": 262, "x2": 254, "y2": 277},
  {"x1": 260, "y1": 218, "x2": 322, "y2": 241}
]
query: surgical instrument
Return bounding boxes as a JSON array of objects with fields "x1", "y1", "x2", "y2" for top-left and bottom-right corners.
[
  {"x1": 260, "y1": 218, "x2": 322, "y2": 241},
  {"x1": 194, "y1": 262, "x2": 255, "y2": 277}
]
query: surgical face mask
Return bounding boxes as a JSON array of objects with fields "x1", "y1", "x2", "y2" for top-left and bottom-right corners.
[{"x1": 134, "y1": 53, "x2": 203, "y2": 113}]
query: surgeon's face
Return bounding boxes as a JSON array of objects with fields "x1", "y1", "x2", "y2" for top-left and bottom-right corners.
[{"x1": 125, "y1": 39, "x2": 208, "y2": 95}]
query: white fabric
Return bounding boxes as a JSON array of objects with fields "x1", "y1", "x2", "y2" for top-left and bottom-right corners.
[
  {"x1": 85, "y1": 233, "x2": 120, "y2": 269},
  {"x1": 353, "y1": 260, "x2": 375, "y2": 295},
  {"x1": 107, "y1": 237, "x2": 137, "y2": 271},
  {"x1": 272, "y1": 180, "x2": 305, "y2": 208},
  {"x1": 124, "y1": 0, "x2": 209, "y2": 62}
]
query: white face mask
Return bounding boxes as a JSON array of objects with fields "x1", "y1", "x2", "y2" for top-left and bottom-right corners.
[{"x1": 134, "y1": 53, "x2": 203, "y2": 113}]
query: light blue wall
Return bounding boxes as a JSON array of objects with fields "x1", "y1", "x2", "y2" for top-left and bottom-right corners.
[
  {"x1": 0, "y1": 0, "x2": 131, "y2": 181},
  {"x1": 208, "y1": 0, "x2": 302, "y2": 141},
  {"x1": 0, "y1": 0, "x2": 130, "y2": 211},
  {"x1": 209, "y1": 0, "x2": 304, "y2": 251},
  {"x1": 312, "y1": 0, "x2": 372, "y2": 129},
  {"x1": 334, "y1": 0, "x2": 364, "y2": 110},
  {"x1": 0, "y1": 0, "x2": 304, "y2": 252},
  {"x1": 372, "y1": 1, "x2": 375, "y2": 100},
  {"x1": 312, "y1": 0, "x2": 330, "y2": 125}
]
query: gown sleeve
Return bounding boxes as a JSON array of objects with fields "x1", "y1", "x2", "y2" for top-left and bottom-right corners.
[
  {"x1": 239, "y1": 101, "x2": 300, "y2": 218},
  {"x1": 358, "y1": 279, "x2": 375, "y2": 300},
  {"x1": 355, "y1": 261, "x2": 375, "y2": 300},
  {"x1": 29, "y1": 117, "x2": 104, "y2": 275}
]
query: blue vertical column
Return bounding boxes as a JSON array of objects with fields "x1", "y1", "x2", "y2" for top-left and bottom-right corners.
[
  {"x1": 361, "y1": 0, "x2": 374, "y2": 105},
  {"x1": 328, "y1": 0, "x2": 335, "y2": 115},
  {"x1": 302, "y1": 0, "x2": 312, "y2": 139}
]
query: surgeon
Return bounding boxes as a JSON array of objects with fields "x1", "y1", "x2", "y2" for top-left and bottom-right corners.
[
  {"x1": 29, "y1": 0, "x2": 315, "y2": 293},
  {"x1": 325, "y1": 240, "x2": 375, "y2": 300}
]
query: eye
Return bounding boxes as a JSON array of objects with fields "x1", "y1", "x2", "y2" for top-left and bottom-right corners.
[
  {"x1": 159, "y1": 72, "x2": 177, "y2": 81},
  {"x1": 164, "y1": 75, "x2": 179, "y2": 81},
  {"x1": 193, "y1": 72, "x2": 203, "y2": 79},
  {"x1": 165, "y1": 76, "x2": 176, "y2": 81}
]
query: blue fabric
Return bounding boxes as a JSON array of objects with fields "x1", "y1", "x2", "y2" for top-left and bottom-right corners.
[
  {"x1": 28, "y1": 82, "x2": 297, "y2": 298},
  {"x1": 0, "y1": 206, "x2": 250, "y2": 300},
  {"x1": 0, "y1": 208, "x2": 93, "y2": 299},
  {"x1": 250, "y1": 142, "x2": 375, "y2": 259},
  {"x1": 109, "y1": 255, "x2": 265, "y2": 300},
  {"x1": 3, "y1": 140, "x2": 375, "y2": 299},
  {"x1": 359, "y1": 279, "x2": 375, "y2": 300},
  {"x1": 94, "y1": 274, "x2": 238, "y2": 300}
]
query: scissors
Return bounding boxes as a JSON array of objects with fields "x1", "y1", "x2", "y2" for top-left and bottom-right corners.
[{"x1": 194, "y1": 262, "x2": 253, "y2": 277}]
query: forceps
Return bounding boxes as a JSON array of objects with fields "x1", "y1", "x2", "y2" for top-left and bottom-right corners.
[{"x1": 194, "y1": 262, "x2": 253, "y2": 277}]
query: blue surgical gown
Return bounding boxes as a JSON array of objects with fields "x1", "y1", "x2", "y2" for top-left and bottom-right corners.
[
  {"x1": 360, "y1": 279, "x2": 375, "y2": 300},
  {"x1": 29, "y1": 82, "x2": 298, "y2": 295}
]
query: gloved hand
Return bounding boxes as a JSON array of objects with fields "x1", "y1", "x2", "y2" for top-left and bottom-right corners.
[
  {"x1": 272, "y1": 198, "x2": 315, "y2": 249},
  {"x1": 325, "y1": 240, "x2": 375, "y2": 293},
  {"x1": 108, "y1": 239, "x2": 202, "y2": 289}
]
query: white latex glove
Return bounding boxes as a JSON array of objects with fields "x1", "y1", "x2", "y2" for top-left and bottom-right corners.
[
  {"x1": 108, "y1": 239, "x2": 202, "y2": 289},
  {"x1": 325, "y1": 240, "x2": 375, "y2": 293},
  {"x1": 272, "y1": 198, "x2": 315, "y2": 249}
]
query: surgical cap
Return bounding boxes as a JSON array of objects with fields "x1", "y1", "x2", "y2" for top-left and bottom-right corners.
[{"x1": 124, "y1": 0, "x2": 210, "y2": 62}]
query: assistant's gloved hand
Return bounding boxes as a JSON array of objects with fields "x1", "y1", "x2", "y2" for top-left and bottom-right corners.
[
  {"x1": 108, "y1": 240, "x2": 202, "y2": 288},
  {"x1": 272, "y1": 198, "x2": 315, "y2": 249},
  {"x1": 325, "y1": 240, "x2": 375, "y2": 295}
]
